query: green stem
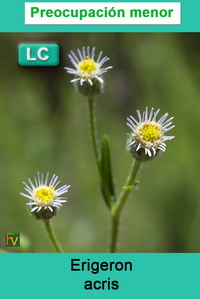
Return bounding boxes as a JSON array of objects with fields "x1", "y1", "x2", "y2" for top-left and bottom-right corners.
[
  {"x1": 109, "y1": 214, "x2": 119, "y2": 253},
  {"x1": 87, "y1": 97, "x2": 116, "y2": 205},
  {"x1": 87, "y1": 97, "x2": 101, "y2": 172},
  {"x1": 117, "y1": 160, "x2": 141, "y2": 215},
  {"x1": 43, "y1": 220, "x2": 63, "y2": 253},
  {"x1": 109, "y1": 160, "x2": 141, "y2": 253}
]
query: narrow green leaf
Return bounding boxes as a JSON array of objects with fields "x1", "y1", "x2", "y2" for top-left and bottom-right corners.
[{"x1": 100, "y1": 135, "x2": 116, "y2": 207}]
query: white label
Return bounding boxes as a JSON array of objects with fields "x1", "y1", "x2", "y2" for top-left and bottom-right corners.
[{"x1": 25, "y1": 2, "x2": 181, "y2": 25}]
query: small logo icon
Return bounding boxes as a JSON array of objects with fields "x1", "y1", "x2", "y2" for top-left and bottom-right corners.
[
  {"x1": 5, "y1": 232, "x2": 20, "y2": 247},
  {"x1": 18, "y1": 44, "x2": 60, "y2": 66}
]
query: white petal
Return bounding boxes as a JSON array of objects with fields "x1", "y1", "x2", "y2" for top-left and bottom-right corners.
[
  {"x1": 45, "y1": 173, "x2": 49, "y2": 185},
  {"x1": 37, "y1": 172, "x2": 41, "y2": 185},
  {"x1": 126, "y1": 122, "x2": 135, "y2": 131},
  {"x1": 97, "y1": 51, "x2": 103, "y2": 63},
  {"x1": 41, "y1": 173, "x2": 44, "y2": 184},
  {"x1": 70, "y1": 78, "x2": 80, "y2": 83},
  {"x1": 87, "y1": 46, "x2": 90, "y2": 57},
  {"x1": 158, "y1": 144, "x2": 166, "y2": 151},
  {"x1": 149, "y1": 107, "x2": 154, "y2": 121},
  {"x1": 64, "y1": 67, "x2": 77, "y2": 74},
  {"x1": 88, "y1": 79, "x2": 93, "y2": 85},
  {"x1": 142, "y1": 111, "x2": 145, "y2": 121},
  {"x1": 20, "y1": 192, "x2": 33, "y2": 200},
  {"x1": 158, "y1": 112, "x2": 168, "y2": 124},
  {"x1": 69, "y1": 51, "x2": 79, "y2": 63},
  {"x1": 55, "y1": 198, "x2": 67, "y2": 203},
  {"x1": 130, "y1": 115, "x2": 139, "y2": 125},
  {"x1": 31, "y1": 206, "x2": 39, "y2": 212},
  {"x1": 153, "y1": 109, "x2": 160, "y2": 121},
  {"x1": 162, "y1": 116, "x2": 174, "y2": 126},
  {"x1": 77, "y1": 48, "x2": 83, "y2": 60},
  {"x1": 163, "y1": 121, "x2": 173, "y2": 129},
  {"x1": 145, "y1": 107, "x2": 148, "y2": 121},
  {"x1": 136, "y1": 144, "x2": 141, "y2": 151},
  {"x1": 91, "y1": 47, "x2": 95, "y2": 59},
  {"x1": 136, "y1": 110, "x2": 142, "y2": 122},
  {"x1": 22, "y1": 181, "x2": 32, "y2": 191},
  {"x1": 99, "y1": 66, "x2": 113, "y2": 74},
  {"x1": 28, "y1": 178, "x2": 35, "y2": 189},
  {"x1": 164, "y1": 125, "x2": 175, "y2": 132},
  {"x1": 147, "y1": 149, "x2": 152, "y2": 157},
  {"x1": 164, "y1": 136, "x2": 175, "y2": 140},
  {"x1": 53, "y1": 204, "x2": 61, "y2": 209},
  {"x1": 54, "y1": 180, "x2": 60, "y2": 188},
  {"x1": 57, "y1": 191, "x2": 68, "y2": 196},
  {"x1": 48, "y1": 206, "x2": 53, "y2": 212},
  {"x1": 82, "y1": 47, "x2": 86, "y2": 59},
  {"x1": 24, "y1": 188, "x2": 32, "y2": 195},
  {"x1": 56, "y1": 184, "x2": 70, "y2": 192},
  {"x1": 152, "y1": 147, "x2": 156, "y2": 156},
  {"x1": 99, "y1": 56, "x2": 109, "y2": 67},
  {"x1": 49, "y1": 174, "x2": 56, "y2": 186},
  {"x1": 53, "y1": 203, "x2": 62, "y2": 207},
  {"x1": 68, "y1": 53, "x2": 78, "y2": 67},
  {"x1": 37, "y1": 206, "x2": 42, "y2": 212},
  {"x1": 52, "y1": 175, "x2": 58, "y2": 187},
  {"x1": 34, "y1": 177, "x2": 38, "y2": 187},
  {"x1": 96, "y1": 76, "x2": 104, "y2": 83}
]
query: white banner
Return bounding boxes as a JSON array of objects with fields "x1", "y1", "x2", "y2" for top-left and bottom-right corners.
[{"x1": 25, "y1": 2, "x2": 181, "y2": 25}]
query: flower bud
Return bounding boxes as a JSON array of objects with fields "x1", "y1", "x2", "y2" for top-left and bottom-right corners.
[
  {"x1": 74, "y1": 78, "x2": 104, "y2": 97},
  {"x1": 31, "y1": 206, "x2": 57, "y2": 220}
]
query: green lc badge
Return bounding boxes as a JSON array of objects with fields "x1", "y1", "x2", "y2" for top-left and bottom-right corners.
[{"x1": 18, "y1": 44, "x2": 60, "y2": 66}]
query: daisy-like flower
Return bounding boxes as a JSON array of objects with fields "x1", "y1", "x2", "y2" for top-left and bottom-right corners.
[
  {"x1": 64, "y1": 46, "x2": 112, "y2": 94},
  {"x1": 127, "y1": 107, "x2": 175, "y2": 161},
  {"x1": 20, "y1": 172, "x2": 70, "y2": 220}
]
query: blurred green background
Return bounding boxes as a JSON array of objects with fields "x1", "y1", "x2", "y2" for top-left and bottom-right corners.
[{"x1": 0, "y1": 33, "x2": 200, "y2": 253}]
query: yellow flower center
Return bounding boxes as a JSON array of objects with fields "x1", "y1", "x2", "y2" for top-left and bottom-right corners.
[
  {"x1": 139, "y1": 124, "x2": 160, "y2": 143},
  {"x1": 79, "y1": 56, "x2": 97, "y2": 74},
  {"x1": 35, "y1": 186, "x2": 55, "y2": 202}
]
